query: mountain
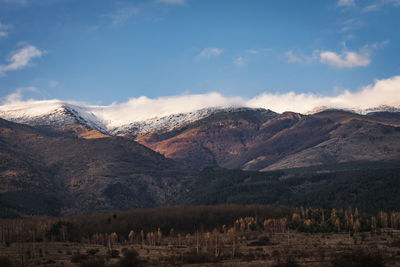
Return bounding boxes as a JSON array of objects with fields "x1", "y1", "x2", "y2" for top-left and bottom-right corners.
[
  {"x1": 135, "y1": 109, "x2": 400, "y2": 170},
  {"x1": 1, "y1": 102, "x2": 400, "y2": 171},
  {"x1": 0, "y1": 101, "x2": 107, "y2": 132},
  {"x1": 1, "y1": 104, "x2": 400, "y2": 218},
  {"x1": 0, "y1": 117, "x2": 192, "y2": 218}
]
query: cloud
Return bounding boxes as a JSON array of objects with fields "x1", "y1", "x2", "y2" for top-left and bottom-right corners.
[
  {"x1": 2, "y1": 76, "x2": 399, "y2": 126},
  {"x1": 87, "y1": 75, "x2": 400, "y2": 118},
  {"x1": 340, "y1": 18, "x2": 364, "y2": 32},
  {"x1": 285, "y1": 51, "x2": 302, "y2": 63},
  {"x1": 338, "y1": 0, "x2": 355, "y2": 7},
  {"x1": 361, "y1": 4, "x2": 378, "y2": 12},
  {"x1": 0, "y1": 45, "x2": 44, "y2": 76},
  {"x1": 382, "y1": 0, "x2": 400, "y2": 7},
  {"x1": 49, "y1": 80, "x2": 60, "y2": 88},
  {"x1": 246, "y1": 49, "x2": 260, "y2": 55},
  {"x1": 158, "y1": 0, "x2": 186, "y2": 5},
  {"x1": 234, "y1": 56, "x2": 245, "y2": 67},
  {"x1": 285, "y1": 50, "x2": 317, "y2": 64},
  {"x1": 248, "y1": 75, "x2": 400, "y2": 113},
  {"x1": 108, "y1": 5, "x2": 141, "y2": 25},
  {"x1": 319, "y1": 49, "x2": 370, "y2": 68},
  {"x1": 1, "y1": 0, "x2": 28, "y2": 4},
  {"x1": 1, "y1": 87, "x2": 38, "y2": 104},
  {"x1": 0, "y1": 22, "x2": 13, "y2": 38},
  {"x1": 196, "y1": 48, "x2": 223, "y2": 60}
]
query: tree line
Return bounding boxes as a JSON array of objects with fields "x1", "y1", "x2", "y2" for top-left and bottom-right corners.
[{"x1": 0, "y1": 205, "x2": 399, "y2": 247}]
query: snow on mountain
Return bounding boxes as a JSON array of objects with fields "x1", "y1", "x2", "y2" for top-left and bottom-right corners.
[
  {"x1": 0, "y1": 100, "x2": 248, "y2": 135},
  {"x1": 0, "y1": 100, "x2": 107, "y2": 132},
  {"x1": 109, "y1": 107, "x2": 223, "y2": 135},
  {"x1": 306, "y1": 105, "x2": 400, "y2": 115},
  {"x1": 1, "y1": 100, "x2": 399, "y2": 135},
  {"x1": 364, "y1": 105, "x2": 400, "y2": 114}
]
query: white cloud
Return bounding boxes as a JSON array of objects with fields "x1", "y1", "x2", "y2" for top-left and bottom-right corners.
[
  {"x1": 338, "y1": 0, "x2": 355, "y2": 7},
  {"x1": 158, "y1": 0, "x2": 186, "y2": 5},
  {"x1": 0, "y1": 22, "x2": 13, "y2": 38},
  {"x1": 0, "y1": 45, "x2": 44, "y2": 76},
  {"x1": 247, "y1": 75, "x2": 400, "y2": 113},
  {"x1": 2, "y1": 76, "x2": 399, "y2": 126},
  {"x1": 1, "y1": 87, "x2": 38, "y2": 104},
  {"x1": 196, "y1": 48, "x2": 223, "y2": 60},
  {"x1": 319, "y1": 49, "x2": 370, "y2": 68}
]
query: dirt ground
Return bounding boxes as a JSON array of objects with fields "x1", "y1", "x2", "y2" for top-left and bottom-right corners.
[{"x1": 1, "y1": 230, "x2": 400, "y2": 266}]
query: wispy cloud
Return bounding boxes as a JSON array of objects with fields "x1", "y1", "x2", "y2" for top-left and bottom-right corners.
[
  {"x1": 1, "y1": 0, "x2": 28, "y2": 4},
  {"x1": 361, "y1": 4, "x2": 378, "y2": 12},
  {"x1": 382, "y1": 0, "x2": 400, "y2": 7},
  {"x1": 48, "y1": 80, "x2": 60, "y2": 88},
  {"x1": 319, "y1": 49, "x2": 370, "y2": 68},
  {"x1": 340, "y1": 18, "x2": 364, "y2": 32},
  {"x1": 1, "y1": 87, "x2": 38, "y2": 104},
  {"x1": 158, "y1": 0, "x2": 186, "y2": 5},
  {"x1": 285, "y1": 51, "x2": 302, "y2": 63},
  {"x1": 246, "y1": 49, "x2": 260, "y2": 55},
  {"x1": 0, "y1": 45, "x2": 44, "y2": 76},
  {"x1": 196, "y1": 48, "x2": 223, "y2": 60},
  {"x1": 108, "y1": 5, "x2": 141, "y2": 25},
  {"x1": 337, "y1": 0, "x2": 355, "y2": 7},
  {"x1": 234, "y1": 56, "x2": 245, "y2": 67},
  {"x1": 285, "y1": 50, "x2": 317, "y2": 64},
  {"x1": 0, "y1": 22, "x2": 13, "y2": 38}
]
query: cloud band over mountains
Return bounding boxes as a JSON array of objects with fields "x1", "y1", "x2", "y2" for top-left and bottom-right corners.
[{"x1": 1, "y1": 75, "x2": 400, "y2": 127}]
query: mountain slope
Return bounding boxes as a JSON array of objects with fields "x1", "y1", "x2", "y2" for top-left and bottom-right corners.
[
  {"x1": 263, "y1": 118, "x2": 400, "y2": 170},
  {"x1": 135, "y1": 109, "x2": 400, "y2": 170},
  {"x1": 184, "y1": 163, "x2": 400, "y2": 213},
  {"x1": 0, "y1": 118, "x2": 192, "y2": 217},
  {"x1": 135, "y1": 108, "x2": 279, "y2": 169}
]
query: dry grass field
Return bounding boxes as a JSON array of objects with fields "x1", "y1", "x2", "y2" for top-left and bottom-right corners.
[{"x1": 1, "y1": 229, "x2": 399, "y2": 266}]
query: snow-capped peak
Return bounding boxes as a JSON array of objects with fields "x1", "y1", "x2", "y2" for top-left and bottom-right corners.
[
  {"x1": 0, "y1": 100, "x2": 254, "y2": 135},
  {"x1": 0, "y1": 100, "x2": 106, "y2": 132}
]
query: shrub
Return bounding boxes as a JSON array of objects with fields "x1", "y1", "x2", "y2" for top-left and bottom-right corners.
[
  {"x1": 79, "y1": 257, "x2": 105, "y2": 267},
  {"x1": 71, "y1": 253, "x2": 89, "y2": 263},
  {"x1": 0, "y1": 256, "x2": 13, "y2": 267},
  {"x1": 119, "y1": 249, "x2": 141, "y2": 267},
  {"x1": 248, "y1": 236, "x2": 270, "y2": 246},
  {"x1": 331, "y1": 249, "x2": 385, "y2": 267},
  {"x1": 273, "y1": 257, "x2": 300, "y2": 267},
  {"x1": 110, "y1": 249, "x2": 120, "y2": 258},
  {"x1": 86, "y1": 248, "x2": 99, "y2": 255}
]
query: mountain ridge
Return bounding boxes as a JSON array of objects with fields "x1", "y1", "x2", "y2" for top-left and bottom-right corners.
[{"x1": 1, "y1": 101, "x2": 399, "y2": 136}]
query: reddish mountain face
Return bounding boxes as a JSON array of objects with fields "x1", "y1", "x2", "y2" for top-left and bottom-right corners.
[
  {"x1": 136, "y1": 108, "x2": 279, "y2": 170},
  {"x1": 134, "y1": 109, "x2": 400, "y2": 171}
]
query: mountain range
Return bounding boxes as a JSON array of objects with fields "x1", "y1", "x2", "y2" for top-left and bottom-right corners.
[{"x1": 0, "y1": 102, "x2": 399, "y2": 217}]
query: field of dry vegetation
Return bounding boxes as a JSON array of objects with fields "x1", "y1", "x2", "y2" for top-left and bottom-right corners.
[{"x1": 0, "y1": 205, "x2": 399, "y2": 266}]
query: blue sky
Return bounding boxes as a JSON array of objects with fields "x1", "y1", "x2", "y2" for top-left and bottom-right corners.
[{"x1": 0, "y1": 0, "x2": 400, "y2": 106}]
